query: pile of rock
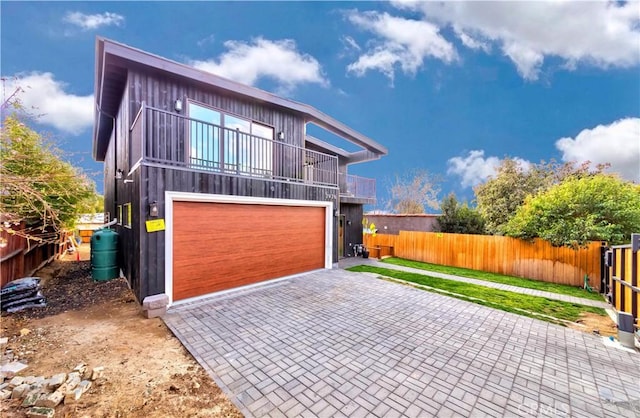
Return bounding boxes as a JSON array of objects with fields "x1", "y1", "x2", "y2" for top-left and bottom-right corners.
[{"x1": 0, "y1": 363, "x2": 105, "y2": 417}]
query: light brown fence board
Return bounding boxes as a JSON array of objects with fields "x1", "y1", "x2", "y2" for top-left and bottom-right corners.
[
  {"x1": 608, "y1": 240, "x2": 639, "y2": 320},
  {"x1": 364, "y1": 231, "x2": 603, "y2": 290}
]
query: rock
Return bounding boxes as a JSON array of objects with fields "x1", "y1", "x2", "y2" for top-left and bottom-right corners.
[
  {"x1": 77, "y1": 380, "x2": 92, "y2": 394},
  {"x1": 65, "y1": 372, "x2": 81, "y2": 391},
  {"x1": 90, "y1": 366, "x2": 104, "y2": 381},
  {"x1": 20, "y1": 328, "x2": 31, "y2": 337},
  {"x1": 11, "y1": 383, "x2": 30, "y2": 399},
  {"x1": 0, "y1": 337, "x2": 8, "y2": 345},
  {"x1": 26, "y1": 407, "x2": 55, "y2": 418},
  {"x1": 8, "y1": 375, "x2": 25, "y2": 387},
  {"x1": 24, "y1": 376, "x2": 46, "y2": 386},
  {"x1": 0, "y1": 361, "x2": 28, "y2": 377},
  {"x1": 1, "y1": 349, "x2": 15, "y2": 364},
  {"x1": 0, "y1": 382, "x2": 8, "y2": 391},
  {"x1": 35, "y1": 390, "x2": 64, "y2": 408},
  {"x1": 22, "y1": 389, "x2": 42, "y2": 407},
  {"x1": 46, "y1": 373, "x2": 66, "y2": 390},
  {"x1": 0, "y1": 389, "x2": 11, "y2": 399},
  {"x1": 73, "y1": 363, "x2": 87, "y2": 376},
  {"x1": 63, "y1": 388, "x2": 83, "y2": 405}
]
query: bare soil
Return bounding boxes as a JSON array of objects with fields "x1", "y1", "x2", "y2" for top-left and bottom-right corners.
[
  {"x1": 569, "y1": 311, "x2": 618, "y2": 338},
  {"x1": 1, "y1": 246, "x2": 242, "y2": 418}
]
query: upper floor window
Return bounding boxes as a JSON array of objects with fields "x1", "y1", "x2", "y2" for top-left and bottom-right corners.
[{"x1": 187, "y1": 102, "x2": 273, "y2": 176}]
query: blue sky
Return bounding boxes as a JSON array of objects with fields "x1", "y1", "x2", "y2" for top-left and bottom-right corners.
[{"x1": 2, "y1": 1, "x2": 639, "y2": 211}]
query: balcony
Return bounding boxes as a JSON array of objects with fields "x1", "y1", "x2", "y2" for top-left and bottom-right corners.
[
  {"x1": 130, "y1": 104, "x2": 338, "y2": 188},
  {"x1": 340, "y1": 173, "x2": 376, "y2": 204}
]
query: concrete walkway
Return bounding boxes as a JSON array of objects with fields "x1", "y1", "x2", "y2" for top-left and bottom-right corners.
[
  {"x1": 164, "y1": 269, "x2": 639, "y2": 417},
  {"x1": 339, "y1": 257, "x2": 610, "y2": 310}
]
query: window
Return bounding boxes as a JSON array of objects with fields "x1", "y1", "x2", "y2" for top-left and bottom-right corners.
[
  {"x1": 117, "y1": 205, "x2": 123, "y2": 225},
  {"x1": 187, "y1": 102, "x2": 273, "y2": 176},
  {"x1": 123, "y1": 203, "x2": 132, "y2": 228},
  {"x1": 189, "y1": 104, "x2": 221, "y2": 170}
]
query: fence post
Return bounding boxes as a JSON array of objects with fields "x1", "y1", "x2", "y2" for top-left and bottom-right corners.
[{"x1": 631, "y1": 234, "x2": 638, "y2": 321}]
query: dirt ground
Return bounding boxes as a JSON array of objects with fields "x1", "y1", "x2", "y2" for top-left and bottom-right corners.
[
  {"x1": 1, "y1": 245, "x2": 242, "y2": 418},
  {"x1": 569, "y1": 311, "x2": 618, "y2": 338}
]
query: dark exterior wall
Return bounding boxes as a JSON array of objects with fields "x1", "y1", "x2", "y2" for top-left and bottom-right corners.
[
  {"x1": 128, "y1": 70, "x2": 305, "y2": 148},
  {"x1": 103, "y1": 79, "x2": 144, "y2": 300},
  {"x1": 104, "y1": 69, "x2": 342, "y2": 302},
  {"x1": 341, "y1": 203, "x2": 363, "y2": 257},
  {"x1": 365, "y1": 214, "x2": 440, "y2": 235},
  {"x1": 140, "y1": 165, "x2": 338, "y2": 298}
]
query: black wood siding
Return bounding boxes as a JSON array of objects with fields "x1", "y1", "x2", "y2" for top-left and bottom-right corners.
[
  {"x1": 140, "y1": 165, "x2": 338, "y2": 298},
  {"x1": 128, "y1": 70, "x2": 306, "y2": 148},
  {"x1": 104, "y1": 69, "x2": 341, "y2": 302}
]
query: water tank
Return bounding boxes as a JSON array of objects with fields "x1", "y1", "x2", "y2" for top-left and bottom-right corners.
[{"x1": 90, "y1": 228, "x2": 119, "y2": 281}]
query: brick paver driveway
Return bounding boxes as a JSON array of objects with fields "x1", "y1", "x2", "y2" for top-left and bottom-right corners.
[{"x1": 164, "y1": 269, "x2": 639, "y2": 417}]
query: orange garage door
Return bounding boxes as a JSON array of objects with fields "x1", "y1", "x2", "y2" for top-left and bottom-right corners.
[{"x1": 173, "y1": 201, "x2": 326, "y2": 301}]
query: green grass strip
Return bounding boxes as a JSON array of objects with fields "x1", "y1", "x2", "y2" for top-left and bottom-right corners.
[
  {"x1": 381, "y1": 257, "x2": 604, "y2": 301},
  {"x1": 347, "y1": 265, "x2": 606, "y2": 323}
]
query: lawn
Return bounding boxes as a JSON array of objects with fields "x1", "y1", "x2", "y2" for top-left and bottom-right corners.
[
  {"x1": 347, "y1": 265, "x2": 606, "y2": 325},
  {"x1": 381, "y1": 257, "x2": 604, "y2": 301}
]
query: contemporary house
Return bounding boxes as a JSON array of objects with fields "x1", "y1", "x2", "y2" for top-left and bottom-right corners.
[{"x1": 93, "y1": 38, "x2": 387, "y2": 306}]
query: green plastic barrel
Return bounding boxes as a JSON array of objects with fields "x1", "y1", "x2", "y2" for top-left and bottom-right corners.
[{"x1": 90, "y1": 228, "x2": 119, "y2": 281}]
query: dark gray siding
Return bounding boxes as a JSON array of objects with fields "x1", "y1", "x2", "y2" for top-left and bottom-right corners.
[
  {"x1": 104, "y1": 69, "x2": 341, "y2": 302},
  {"x1": 103, "y1": 80, "x2": 144, "y2": 300},
  {"x1": 140, "y1": 165, "x2": 338, "y2": 298},
  {"x1": 128, "y1": 70, "x2": 306, "y2": 148}
]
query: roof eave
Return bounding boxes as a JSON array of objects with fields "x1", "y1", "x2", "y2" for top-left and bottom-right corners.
[{"x1": 94, "y1": 38, "x2": 388, "y2": 161}]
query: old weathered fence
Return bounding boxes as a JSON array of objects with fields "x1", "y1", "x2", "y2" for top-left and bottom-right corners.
[
  {"x1": 364, "y1": 231, "x2": 603, "y2": 290},
  {"x1": 0, "y1": 224, "x2": 70, "y2": 287},
  {"x1": 606, "y1": 235, "x2": 639, "y2": 321}
]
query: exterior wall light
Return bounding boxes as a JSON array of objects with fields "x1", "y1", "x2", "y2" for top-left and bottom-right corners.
[
  {"x1": 277, "y1": 131, "x2": 284, "y2": 141},
  {"x1": 174, "y1": 99, "x2": 183, "y2": 112},
  {"x1": 149, "y1": 201, "x2": 159, "y2": 217},
  {"x1": 115, "y1": 169, "x2": 124, "y2": 180}
]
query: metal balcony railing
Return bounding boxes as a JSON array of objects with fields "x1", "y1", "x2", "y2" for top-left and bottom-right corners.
[
  {"x1": 340, "y1": 173, "x2": 376, "y2": 200},
  {"x1": 130, "y1": 103, "x2": 338, "y2": 187}
]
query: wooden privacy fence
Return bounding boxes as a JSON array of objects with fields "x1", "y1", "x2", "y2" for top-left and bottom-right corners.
[
  {"x1": 364, "y1": 231, "x2": 603, "y2": 291},
  {"x1": 0, "y1": 224, "x2": 71, "y2": 287},
  {"x1": 606, "y1": 235, "x2": 639, "y2": 322}
]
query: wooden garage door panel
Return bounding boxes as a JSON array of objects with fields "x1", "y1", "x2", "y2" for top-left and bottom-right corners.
[{"x1": 173, "y1": 202, "x2": 325, "y2": 301}]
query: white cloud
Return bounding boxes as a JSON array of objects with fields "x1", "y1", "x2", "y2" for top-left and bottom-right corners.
[
  {"x1": 4, "y1": 72, "x2": 93, "y2": 135},
  {"x1": 342, "y1": 36, "x2": 361, "y2": 52},
  {"x1": 556, "y1": 118, "x2": 640, "y2": 182},
  {"x1": 447, "y1": 150, "x2": 531, "y2": 188},
  {"x1": 453, "y1": 27, "x2": 490, "y2": 53},
  {"x1": 345, "y1": 11, "x2": 457, "y2": 82},
  {"x1": 63, "y1": 11, "x2": 124, "y2": 30},
  {"x1": 189, "y1": 38, "x2": 328, "y2": 93},
  {"x1": 393, "y1": 1, "x2": 640, "y2": 80}
]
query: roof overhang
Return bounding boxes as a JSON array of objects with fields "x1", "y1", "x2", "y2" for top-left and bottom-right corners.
[
  {"x1": 93, "y1": 37, "x2": 388, "y2": 162},
  {"x1": 305, "y1": 136, "x2": 382, "y2": 165}
]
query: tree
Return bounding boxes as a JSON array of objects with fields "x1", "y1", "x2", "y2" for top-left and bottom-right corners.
[
  {"x1": 474, "y1": 158, "x2": 607, "y2": 235},
  {"x1": 437, "y1": 193, "x2": 485, "y2": 234},
  {"x1": 79, "y1": 193, "x2": 105, "y2": 214},
  {"x1": 504, "y1": 174, "x2": 640, "y2": 247},
  {"x1": 387, "y1": 169, "x2": 440, "y2": 214},
  {"x1": 474, "y1": 158, "x2": 549, "y2": 234},
  {"x1": 1, "y1": 113, "x2": 99, "y2": 243}
]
